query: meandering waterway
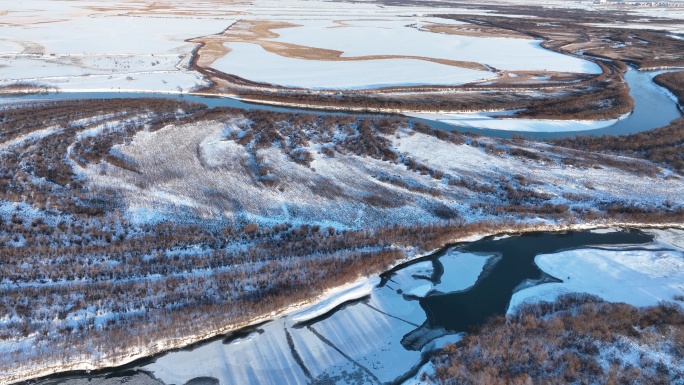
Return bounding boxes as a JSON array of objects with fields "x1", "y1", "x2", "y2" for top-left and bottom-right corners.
[{"x1": 2, "y1": 68, "x2": 680, "y2": 139}]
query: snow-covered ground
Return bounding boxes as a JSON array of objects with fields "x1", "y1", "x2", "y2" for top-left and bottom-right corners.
[
  {"x1": 71, "y1": 115, "x2": 682, "y2": 230},
  {"x1": 210, "y1": 16, "x2": 601, "y2": 89},
  {"x1": 3, "y1": 0, "x2": 676, "y2": 134},
  {"x1": 2, "y1": 0, "x2": 683, "y2": 95},
  {"x1": 587, "y1": 22, "x2": 684, "y2": 34},
  {"x1": 290, "y1": 277, "x2": 380, "y2": 323},
  {"x1": 0, "y1": 0, "x2": 231, "y2": 93},
  {"x1": 508, "y1": 229, "x2": 684, "y2": 314},
  {"x1": 410, "y1": 111, "x2": 629, "y2": 132}
]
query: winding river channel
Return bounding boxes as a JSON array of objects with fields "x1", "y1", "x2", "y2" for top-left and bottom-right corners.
[
  {"x1": 2, "y1": 68, "x2": 681, "y2": 139},
  {"x1": 25, "y1": 228, "x2": 684, "y2": 385}
]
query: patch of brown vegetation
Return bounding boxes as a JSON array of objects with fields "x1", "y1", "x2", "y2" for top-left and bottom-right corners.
[
  {"x1": 553, "y1": 116, "x2": 684, "y2": 172},
  {"x1": 430, "y1": 295, "x2": 684, "y2": 385},
  {"x1": 234, "y1": 63, "x2": 630, "y2": 120},
  {"x1": 0, "y1": 82, "x2": 56, "y2": 95},
  {"x1": 468, "y1": 70, "x2": 594, "y2": 86}
]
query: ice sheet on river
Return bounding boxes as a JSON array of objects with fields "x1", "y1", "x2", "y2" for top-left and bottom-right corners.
[{"x1": 508, "y1": 233, "x2": 684, "y2": 314}]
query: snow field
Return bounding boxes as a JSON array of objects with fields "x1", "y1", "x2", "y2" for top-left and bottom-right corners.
[
  {"x1": 0, "y1": 0, "x2": 233, "y2": 93},
  {"x1": 649, "y1": 228, "x2": 684, "y2": 251},
  {"x1": 1, "y1": 0, "x2": 604, "y2": 93},
  {"x1": 148, "y1": 319, "x2": 308, "y2": 385},
  {"x1": 212, "y1": 42, "x2": 496, "y2": 90},
  {"x1": 286, "y1": 326, "x2": 358, "y2": 380},
  {"x1": 264, "y1": 19, "x2": 601, "y2": 74},
  {"x1": 0, "y1": 54, "x2": 195, "y2": 92},
  {"x1": 1, "y1": 12, "x2": 231, "y2": 56},
  {"x1": 210, "y1": 15, "x2": 602, "y2": 90},
  {"x1": 308, "y1": 302, "x2": 420, "y2": 383},
  {"x1": 232, "y1": 0, "x2": 513, "y2": 21},
  {"x1": 391, "y1": 131, "x2": 682, "y2": 211}
]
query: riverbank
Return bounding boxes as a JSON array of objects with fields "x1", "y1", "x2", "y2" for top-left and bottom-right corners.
[{"x1": 9, "y1": 221, "x2": 684, "y2": 385}]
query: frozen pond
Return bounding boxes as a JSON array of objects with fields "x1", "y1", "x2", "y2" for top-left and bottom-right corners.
[{"x1": 28, "y1": 228, "x2": 684, "y2": 385}]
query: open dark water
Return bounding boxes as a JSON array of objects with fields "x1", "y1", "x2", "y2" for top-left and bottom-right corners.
[{"x1": 419, "y1": 229, "x2": 653, "y2": 331}]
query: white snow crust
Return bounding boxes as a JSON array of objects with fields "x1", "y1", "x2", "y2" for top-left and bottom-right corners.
[
  {"x1": 291, "y1": 277, "x2": 380, "y2": 323},
  {"x1": 410, "y1": 112, "x2": 629, "y2": 133}
]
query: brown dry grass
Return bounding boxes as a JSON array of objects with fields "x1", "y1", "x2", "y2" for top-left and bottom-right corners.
[
  {"x1": 431, "y1": 296, "x2": 684, "y2": 385},
  {"x1": 654, "y1": 70, "x2": 684, "y2": 104}
]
